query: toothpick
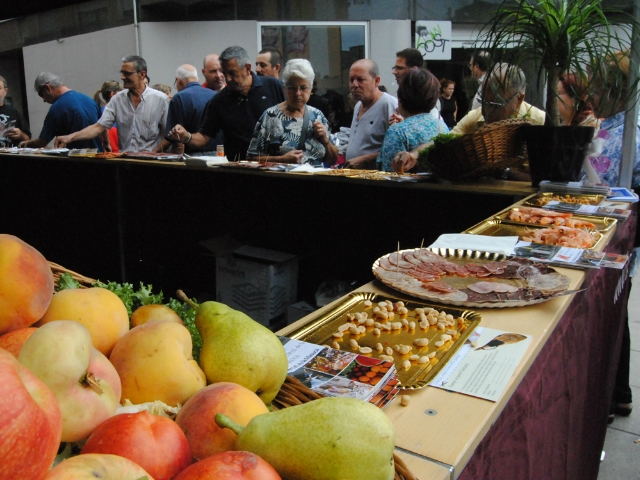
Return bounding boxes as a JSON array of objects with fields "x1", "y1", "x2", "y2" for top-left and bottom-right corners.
[
  {"x1": 420, "y1": 238, "x2": 424, "y2": 252},
  {"x1": 397, "y1": 241, "x2": 400, "y2": 274}
]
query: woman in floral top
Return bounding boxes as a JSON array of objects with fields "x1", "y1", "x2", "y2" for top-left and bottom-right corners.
[
  {"x1": 587, "y1": 51, "x2": 640, "y2": 188},
  {"x1": 377, "y1": 68, "x2": 447, "y2": 172},
  {"x1": 247, "y1": 59, "x2": 337, "y2": 166}
]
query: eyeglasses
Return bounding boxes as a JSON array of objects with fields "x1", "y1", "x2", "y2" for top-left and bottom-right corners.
[
  {"x1": 479, "y1": 91, "x2": 520, "y2": 109},
  {"x1": 286, "y1": 85, "x2": 310, "y2": 93},
  {"x1": 37, "y1": 84, "x2": 49, "y2": 98},
  {"x1": 120, "y1": 70, "x2": 137, "y2": 77},
  {"x1": 468, "y1": 63, "x2": 475, "y2": 70},
  {"x1": 392, "y1": 65, "x2": 407, "y2": 72}
]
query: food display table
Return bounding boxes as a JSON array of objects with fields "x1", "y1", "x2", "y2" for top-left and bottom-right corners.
[
  {"x1": 279, "y1": 201, "x2": 635, "y2": 480},
  {"x1": 2, "y1": 152, "x2": 631, "y2": 480}
]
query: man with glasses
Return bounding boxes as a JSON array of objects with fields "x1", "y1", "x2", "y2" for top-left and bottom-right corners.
[
  {"x1": 469, "y1": 51, "x2": 490, "y2": 110},
  {"x1": 390, "y1": 48, "x2": 440, "y2": 124},
  {"x1": 57, "y1": 56, "x2": 168, "y2": 152},
  {"x1": 0, "y1": 74, "x2": 31, "y2": 147},
  {"x1": 20, "y1": 72, "x2": 101, "y2": 150},
  {"x1": 169, "y1": 46, "x2": 284, "y2": 161},
  {"x1": 451, "y1": 62, "x2": 545, "y2": 135}
]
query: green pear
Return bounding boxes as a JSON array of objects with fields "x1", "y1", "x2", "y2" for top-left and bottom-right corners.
[
  {"x1": 216, "y1": 397, "x2": 396, "y2": 480},
  {"x1": 177, "y1": 291, "x2": 288, "y2": 404}
]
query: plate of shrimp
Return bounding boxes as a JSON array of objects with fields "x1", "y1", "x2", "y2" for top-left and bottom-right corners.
[{"x1": 499, "y1": 206, "x2": 616, "y2": 232}]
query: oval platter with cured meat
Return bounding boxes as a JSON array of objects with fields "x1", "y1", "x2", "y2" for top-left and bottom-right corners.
[{"x1": 373, "y1": 248, "x2": 572, "y2": 308}]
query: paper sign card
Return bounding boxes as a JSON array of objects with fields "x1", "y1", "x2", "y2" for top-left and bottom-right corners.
[
  {"x1": 415, "y1": 21, "x2": 452, "y2": 60},
  {"x1": 430, "y1": 327, "x2": 531, "y2": 402}
]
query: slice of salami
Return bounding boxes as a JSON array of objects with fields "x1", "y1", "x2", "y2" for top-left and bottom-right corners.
[{"x1": 387, "y1": 252, "x2": 415, "y2": 269}]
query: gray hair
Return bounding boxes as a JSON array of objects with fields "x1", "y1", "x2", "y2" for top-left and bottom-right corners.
[
  {"x1": 122, "y1": 55, "x2": 147, "y2": 73},
  {"x1": 0, "y1": 75, "x2": 6, "y2": 89},
  {"x1": 486, "y1": 63, "x2": 526, "y2": 97},
  {"x1": 282, "y1": 59, "x2": 315, "y2": 86},
  {"x1": 176, "y1": 65, "x2": 199, "y2": 82},
  {"x1": 34, "y1": 72, "x2": 64, "y2": 91},
  {"x1": 220, "y1": 46, "x2": 251, "y2": 69}
]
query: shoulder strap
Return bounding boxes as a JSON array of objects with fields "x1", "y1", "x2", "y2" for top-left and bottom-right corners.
[{"x1": 297, "y1": 105, "x2": 310, "y2": 151}]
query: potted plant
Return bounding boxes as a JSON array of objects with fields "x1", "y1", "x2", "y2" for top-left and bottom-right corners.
[{"x1": 475, "y1": 0, "x2": 638, "y2": 185}]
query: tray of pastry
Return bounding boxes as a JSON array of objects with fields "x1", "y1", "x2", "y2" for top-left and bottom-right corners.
[
  {"x1": 285, "y1": 291, "x2": 481, "y2": 390},
  {"x1": 525, "y1": 192, "x2": 607, "y2": 207}
]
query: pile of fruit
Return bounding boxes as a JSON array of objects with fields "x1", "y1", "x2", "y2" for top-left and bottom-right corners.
[{"x1": 0, "y1": 234, "x2": 397, "y2": 480}]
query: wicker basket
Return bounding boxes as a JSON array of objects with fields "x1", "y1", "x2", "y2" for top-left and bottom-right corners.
[
  {"x1": 421, "y1": 117, "x2": 531, "y2": 180},
  {"x1": 49, "y1": 263, "x2": 418, "y2": 480}
]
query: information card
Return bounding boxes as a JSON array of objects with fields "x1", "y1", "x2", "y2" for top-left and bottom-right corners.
[{"x1": 430, "y1": 327, "x2": 531, "y2": 402}]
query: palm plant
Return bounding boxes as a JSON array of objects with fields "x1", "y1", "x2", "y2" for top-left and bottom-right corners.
[{"x1": 476, "y1": 0, "x2": 637, "y2": 126}]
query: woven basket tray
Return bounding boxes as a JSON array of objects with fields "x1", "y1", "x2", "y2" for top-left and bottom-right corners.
[
  {"x1": 49, "y1": 263, "x2": 418, "y2": 480},
  {"x1": 422, "y1": 117, "x2": 530, "y2": 180}
]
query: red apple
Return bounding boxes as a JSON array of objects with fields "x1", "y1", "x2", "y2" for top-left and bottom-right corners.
[
  {"x1": 0, "y1": 327, "x2": 37, "y2": 357},
  {"x1": 174, "y1": 451, "x2": 281, "y2": 480},
  {"x1": 81, "y1": 410, "x2": 192, "y2": 480},
  {"x1": 45, "y1": 453, "x2": 154, "y2": 479},
  {"x1": 0, "y1": 347, "x2": 62, "y2": 480},
  {"x1": 175, "y1": 382, "x2": 269, "y2": 460}
]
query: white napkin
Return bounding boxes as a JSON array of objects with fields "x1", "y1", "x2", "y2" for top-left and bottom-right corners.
[
  {"x1": 429, "y1": 234, "x2": 518, "y2": 255},
  {"x1": 290, "y1": 164, "x2": 331, "y2": 173}
]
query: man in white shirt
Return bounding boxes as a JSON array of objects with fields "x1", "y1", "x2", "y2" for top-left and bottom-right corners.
[
  {"x1": 469, "y1": 51, "x2": 490, "y2": 111},
  {"x1": 57, "y1": 55, "x2": 168, "y2": 152}
]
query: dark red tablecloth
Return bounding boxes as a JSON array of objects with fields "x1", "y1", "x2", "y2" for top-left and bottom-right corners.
[{"x1": 458, "y1": 207, "x2": 636, "y2": 480}]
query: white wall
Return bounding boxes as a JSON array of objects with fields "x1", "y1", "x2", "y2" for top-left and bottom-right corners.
[
  {"x1": 139, "y1": 21, "x2": 258, "y2": 88},
  {"x1": 23, "y1": 25, "x2": 136, "y2": 137},
  {"x1": 370, "y1": 20, "x2": 411, "y2": 95}
]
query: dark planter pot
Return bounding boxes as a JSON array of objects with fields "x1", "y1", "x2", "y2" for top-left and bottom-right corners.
[{"x1": 520, "y1": 125, "x2": 595, "y2": 187}]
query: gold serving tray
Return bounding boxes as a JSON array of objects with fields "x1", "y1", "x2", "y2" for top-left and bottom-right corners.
[
  {"x1": 495, "y1": 208, "x2": 617, "y2": 232},
  {"x1": 465, "y1": 219, "x2": 604, "y2": 249},
  {"x1": 286, "y1": 291, "x2": 481, "y2": 390},
  {"x1": 524, "y1": 192, "x2": 606, "y2": 207}
]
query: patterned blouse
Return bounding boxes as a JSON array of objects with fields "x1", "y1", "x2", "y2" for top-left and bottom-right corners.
[
  {"x1": 587, "y1": 111, "x2": 640, "y2": 187},
  {"x1": 247, "y1": 105, "x2": 331, "y2": 165},
  {"x1": 377, "y1": 113, "x2": 448, "y2": 172}
]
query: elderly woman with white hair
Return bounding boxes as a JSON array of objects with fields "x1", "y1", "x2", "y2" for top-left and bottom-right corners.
[{"x1": 247, "y1": 59, "x2": 338, "y2": 165}]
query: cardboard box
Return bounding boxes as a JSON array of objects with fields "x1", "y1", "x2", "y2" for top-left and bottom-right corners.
[{"x1": 215, "y1": 245, "x2": 298, "y2": 326}]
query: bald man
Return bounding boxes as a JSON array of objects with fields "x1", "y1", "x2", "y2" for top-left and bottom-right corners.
[
  {"x1": 160, "y1": 64, "x2": 220, "y2": 154},
  {"x1": 202, "y1": 54, "x2": 226, "y2": 92},
  {"x1": 344, "y1": 59, "x2": 397, "y2": 169}
]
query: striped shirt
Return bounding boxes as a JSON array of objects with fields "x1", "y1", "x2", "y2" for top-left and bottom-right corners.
[{"x1": 98, "y1": 86, "x2": 169, "y2": 152}]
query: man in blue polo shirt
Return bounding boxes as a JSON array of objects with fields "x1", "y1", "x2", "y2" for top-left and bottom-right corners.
[
  {"x1": 20, "y1": 72, "x2": 102, "y2": 150},
  {"x1": 169, "y1": 46, "x2": 284, "y2": 161}
]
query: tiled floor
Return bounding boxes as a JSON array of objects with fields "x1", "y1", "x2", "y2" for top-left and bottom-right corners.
[{"x1": 597, "y1": 280, "x2": 640, "y2": 479}]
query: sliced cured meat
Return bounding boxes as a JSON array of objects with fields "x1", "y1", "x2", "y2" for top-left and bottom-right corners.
[
  {"x1": 416, "y1": 249, "x2": 449, "y2": 264},
  {"x1": 491, "y1": 282, "x2": 520, "y2": 293},
  {"x1": 387, "y1": 252, "x2": 415, "y2": 269},
  {"x1": 422, "y1": 281, "x2": 458, "y2": 294},
  {"x1": 402, "y1": 251, "x2": 424, "y2": 265},
  {"x1": 407, "y1": 271, "x2": 437, "y2": 282},
  {"x1": 483, "y1": 262, "x2": 506, "y2": 275}
]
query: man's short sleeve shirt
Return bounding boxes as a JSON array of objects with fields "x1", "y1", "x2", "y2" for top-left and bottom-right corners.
[
  {"x1": 345, "y1": 92, "x2": 397, "y2": 160},
  {"x1": 40, "y1": 90, "x2": 102, "y2": 150},
  {"x1": 99, "y1": 86, "x2": 169, "y2": 152}
]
